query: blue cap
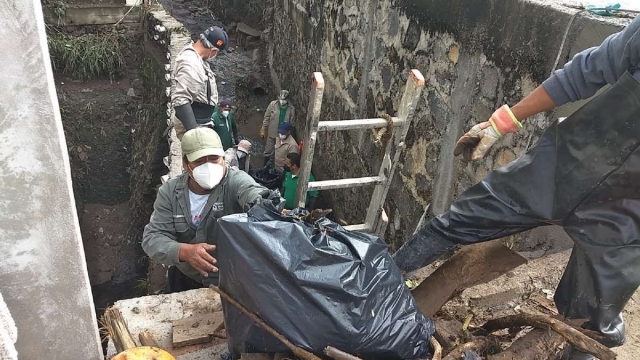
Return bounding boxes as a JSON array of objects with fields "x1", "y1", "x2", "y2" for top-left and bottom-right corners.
[
  {"x1": 278, "y1": 122, "x2": 292, "y2": 133},
  {"x1": 200, "y1": 26, "x2": 229, "y2": 51}
]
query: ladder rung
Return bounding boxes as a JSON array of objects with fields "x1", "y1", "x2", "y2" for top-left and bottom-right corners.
[
  {"x1": 308, "y1": 176, "x2": 384, "y2": 191},
  {"x1": 344, "y1": 224, "x2": 370, "y2": 232},
  {"x1": 317, "y1": 117, "x2": 401, "y2": 131}
]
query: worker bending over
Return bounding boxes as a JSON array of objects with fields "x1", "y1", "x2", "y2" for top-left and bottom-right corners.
[
  {"x1": 224, "y1": 139, "x2": 252, "y2": 172},
  {"x1": 172, "y1": 26, "x2": 228, "y2": 140},
  {"x1": 393, "y1": 16, "x2": 640, "y2": 360},
  {"x1": 212, "y1": 99, "x2": 239, "y2": 150},
  {"x1": 142, "y1": 128, "x2": 267, "y2": 293},
  {"x1": 261, "y1": 90, "x2": 295, "y2": 162},
  {"x1": 282, "y1": 153, "x2": 318, "y2": 210}
]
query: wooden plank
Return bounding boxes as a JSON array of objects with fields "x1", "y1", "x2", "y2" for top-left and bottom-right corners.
[
  {"x1": 412, "y1": 240, "x2": 527, "y2": 317},
  {"x1": 364, "y1": 70, "x2": 425, "y2": 237},
  {"x1": 308, "y1": 176, "x2": 383, "y2": 191},
  {"x1": 343, "y1": 224, "x2": 369, "y2": 232},
  {"x1": 236, "y1": 22, "x2": 262, "y2": 37},
  {"x1": 295, "y1": 73, "x2": 325, "y2": 208},
  {"x1": 317, "y1": 117, "x2": 402, "y2": 131},
  {"x1": 172, "y1": 311, "x2": 225, "y2": 348},
  {"x1": 344, "y1": 224, "x2": 369, "y2": 231}
]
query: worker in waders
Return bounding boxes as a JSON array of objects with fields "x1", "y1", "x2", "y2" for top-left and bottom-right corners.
[
  {"x1": 393, "y1": 16, "x2": 640, "y2": 360},
  {"x1": 172, "y1": 26, "x2": 229, "y2": 140}
]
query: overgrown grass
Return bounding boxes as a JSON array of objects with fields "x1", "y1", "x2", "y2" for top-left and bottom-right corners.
[{"x1": 47, "y1": 30, "x2": 125, "y2": 80}]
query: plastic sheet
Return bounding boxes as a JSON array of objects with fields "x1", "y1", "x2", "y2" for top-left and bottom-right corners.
[
  {"x1": 217, "y1": 199, "x2": 434, "y2": 359},
  {"x1": 249, "y1": 163, "x2": 283, "y2": 189}
]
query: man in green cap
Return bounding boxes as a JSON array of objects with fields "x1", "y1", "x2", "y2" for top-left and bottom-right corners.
[{"x1": 142, "y1": 127, "x2": 268, "y2": 293}]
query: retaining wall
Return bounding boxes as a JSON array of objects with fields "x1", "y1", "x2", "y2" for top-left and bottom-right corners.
[{"x1": 266, "y1": 0, "x2": 631, "y2": 251}]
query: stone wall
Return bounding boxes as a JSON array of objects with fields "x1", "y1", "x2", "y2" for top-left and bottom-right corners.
[
  {"x1": 266, "y1": 0, "x2": 630, "y2": 250},
  {"x1": 138, "y1": 7, "x2": 191, "y2": 292}
]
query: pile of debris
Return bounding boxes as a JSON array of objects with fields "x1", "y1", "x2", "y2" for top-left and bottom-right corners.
[{"x1": 411, "y1": 241, "x2": 614, "y2": 360}]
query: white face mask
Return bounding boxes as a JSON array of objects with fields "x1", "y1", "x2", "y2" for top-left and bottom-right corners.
[
  {"x1": 221, "y1": 110, "x2": 230, "y2": 117},
  {"x1": 279, "y1": 100, "x2": 288, "y2": 106},
  {"x1": 237, "y1": 151, "x2": 247, "y2": 159},
  {"x1": 191, "y1": 162, "x2": 224, "y2": 190},
  {"x1": 279, "y1": 134, "x2": 287, "y2": 140}
]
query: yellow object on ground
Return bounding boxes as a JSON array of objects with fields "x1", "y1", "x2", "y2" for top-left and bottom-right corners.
[{"x1": 111, "y1": 346, "x2": 176, "y2": 360}]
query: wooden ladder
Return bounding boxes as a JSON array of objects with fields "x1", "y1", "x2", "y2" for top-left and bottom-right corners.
[{"x1": 295, "y1": 69, "x2": 425, "y2": 237}]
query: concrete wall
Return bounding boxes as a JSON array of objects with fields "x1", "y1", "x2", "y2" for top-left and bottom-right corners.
[
  {"x1": 266, "y1": 0, "x2": 631, "y2": 251},
  {"x1": 0, "y1": 0, "x2": 102, "y2": 358},
  {"x1": 139, "y1": 7, "x2": 191, "y2": 292}
]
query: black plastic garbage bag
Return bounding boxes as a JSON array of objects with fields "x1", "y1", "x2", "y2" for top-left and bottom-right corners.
[
  {"x1": 216, "y1": 199, "x2": 434, "y2": 359},
  {"x1": 248, "y1": 163, "x2": 283, "y2": 189}
]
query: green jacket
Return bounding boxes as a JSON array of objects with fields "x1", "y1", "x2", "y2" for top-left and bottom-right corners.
[
  {"x1": 212, "y1": 107, "x2": 239, "y2": 150},
  {"x1": 283, "y1": 172, "x2": 318, "y2": 210},
  {"x1": 142, "y1": 168, "x2": 268, "y2": 284}
]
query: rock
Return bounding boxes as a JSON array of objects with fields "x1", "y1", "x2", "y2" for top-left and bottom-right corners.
[
  {"x1": 127, "y1": 88, "x2": 136, "y2": 97},
  {"x1": 495, "y1": 149, "x2": 516, "y2": 167}
]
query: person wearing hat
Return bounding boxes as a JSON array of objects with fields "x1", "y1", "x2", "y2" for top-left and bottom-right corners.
[
  {"x1": 142, "y1": 128, "x2": 268, "y2": 293},
  {"x1": 224, "y1": 139, "x2": 252, "y2": 173},
  {"x1": 212, "y1": 99, "x2": 239, "y2": 150},
  {"x1": 273, "y1": 122, "x2": 298, "y2": 173},
  {"x1": 172, "y1": 26, "x2": 229, "y2": 140},
  {"x1": 261, "y1": 90, "x2": 295, "y2": 162}
]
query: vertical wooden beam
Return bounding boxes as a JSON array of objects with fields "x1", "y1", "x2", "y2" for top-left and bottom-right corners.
[
  {"x1": 295, "y1": 72, "x2": 325, "y2": 208},
  {"x1": 365, "y1": 70, "x2": 425, "y2": 238}
]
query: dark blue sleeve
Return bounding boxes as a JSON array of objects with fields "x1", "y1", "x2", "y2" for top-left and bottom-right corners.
[{"x1": 542, "y1": 16, "x2": 640, "y2": 106}]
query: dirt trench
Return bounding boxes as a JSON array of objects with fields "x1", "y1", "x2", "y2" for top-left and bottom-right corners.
[{"x1": 51, "y1": 26, "x2": 159, "y2": 354}]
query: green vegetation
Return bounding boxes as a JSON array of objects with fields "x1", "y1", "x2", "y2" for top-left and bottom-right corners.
[{"x1": 47, "y1": 30, "x2": 125, "y2": 80}]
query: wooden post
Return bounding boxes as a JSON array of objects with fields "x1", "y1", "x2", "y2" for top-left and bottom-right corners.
[
  {"x1": 364, "y1": 70, "x2": 425, "y2": 237},
  {"x1": 295, "y1": 72, "x2": 325, "y2": 208}
]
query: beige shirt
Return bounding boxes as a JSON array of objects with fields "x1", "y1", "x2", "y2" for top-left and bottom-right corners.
[
  {"x1": 262, "y1": 100, "x2": 295, "y2": 138},
  {"x1": 171, "y1": 43, "x2": 218, "y2": 108},
  {"x1": 274, "y1": 135, "x2": 299, "y2": 171}
]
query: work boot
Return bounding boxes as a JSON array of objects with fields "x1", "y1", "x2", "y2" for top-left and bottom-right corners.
[{"x1": 560, "y1": 345, "x2": 596, "y2": 360}]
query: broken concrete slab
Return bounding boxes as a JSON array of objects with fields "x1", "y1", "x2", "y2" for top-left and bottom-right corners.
[
  {"x1": 172, "y1": 312, "x2": 225, "y2": 348},
  {"x1": 106, "y1": 288, "x2": 227, "y2": 360}
]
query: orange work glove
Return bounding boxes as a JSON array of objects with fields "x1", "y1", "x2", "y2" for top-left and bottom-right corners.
[{"x1": 453, "y1": 105, "x2": 522, "y2": 161}]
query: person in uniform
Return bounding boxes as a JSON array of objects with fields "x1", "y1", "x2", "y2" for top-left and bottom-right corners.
[{"x1": 172, "y1": 26, "x2": 229, "y2": 140}]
